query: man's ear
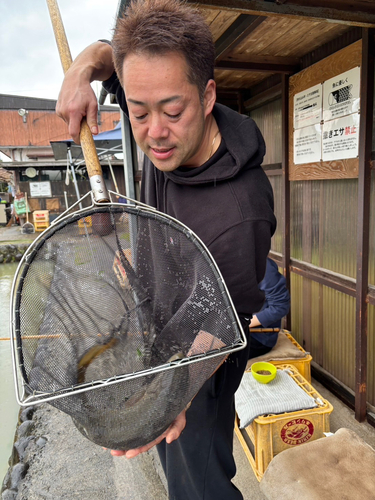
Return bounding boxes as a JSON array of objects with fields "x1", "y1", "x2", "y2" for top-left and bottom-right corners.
[{"x1": 203, "y1": 79, "x2": 216, "y2": 117}]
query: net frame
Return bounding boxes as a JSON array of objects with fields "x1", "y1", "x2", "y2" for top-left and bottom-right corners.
[{"x1": 10, "y1": 190, "x2": 247, "y2": 408}]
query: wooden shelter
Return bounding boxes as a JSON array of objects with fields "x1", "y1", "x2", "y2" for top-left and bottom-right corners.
[{"x1": 112, "y1": 0, "x2": 375, "y2": 424}]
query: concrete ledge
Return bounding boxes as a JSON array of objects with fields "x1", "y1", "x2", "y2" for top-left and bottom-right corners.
[
  {"x1": 0, "y1": 243, "x2": 29, "y2": 264},
  {"x1": 1, "y1": 405, "x2": 168, "y2": 500},
  {"x1": 0, "y1": 226, "x2": 38, "y2": 264}
]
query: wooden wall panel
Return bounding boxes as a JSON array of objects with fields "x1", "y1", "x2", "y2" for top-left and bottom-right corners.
[
  {"x1": 289, "y1": 40, "x2": 362, "y2": 180},
  {"x1": 291, "y1": 159, "x2": 359, "y2": 180}
]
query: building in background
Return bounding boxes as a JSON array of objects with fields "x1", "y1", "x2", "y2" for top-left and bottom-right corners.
[{"x1": 0, "y1": 94, "x2": 124, "y2": 221}]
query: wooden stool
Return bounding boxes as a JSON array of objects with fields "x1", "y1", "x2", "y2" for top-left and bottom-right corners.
[{"x1": 259, "y1": 428, "x2": 375, "y2": 500}]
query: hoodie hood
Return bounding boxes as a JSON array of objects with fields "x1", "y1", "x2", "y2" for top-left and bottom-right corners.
[{"x1": 163, "y1": 103, "x2": 266, "y2": 185}]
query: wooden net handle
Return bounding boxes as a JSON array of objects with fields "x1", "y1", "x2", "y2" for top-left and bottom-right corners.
[
  {"x1": 46, "y1": 0, "x2": 103, "y2": 179},
  {"x1": 249, "y1": 328, "x2": 280, "y2": 333}
]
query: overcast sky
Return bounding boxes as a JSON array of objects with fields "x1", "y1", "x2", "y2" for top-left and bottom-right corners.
[{"x1": 0, "y1": 0, "x2": 120, "y2": 101}]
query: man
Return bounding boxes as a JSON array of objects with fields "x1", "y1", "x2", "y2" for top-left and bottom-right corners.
[
  {"x1": 249, "y1": 257, "x2": 291, "y2": 358},
  {"x1": 56, "y1": 1, "x2": 276, "y2": 498}
]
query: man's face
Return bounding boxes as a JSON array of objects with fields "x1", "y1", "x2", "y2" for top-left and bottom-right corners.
[{"x1": 122, "y1": 52, "x2": 215, "y2": 171}]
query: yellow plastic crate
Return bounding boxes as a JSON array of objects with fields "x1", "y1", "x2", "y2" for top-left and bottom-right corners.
[
  {"x1": 113, "y1": 248, "x2": 132, "y2": 288},
  {"x1": 32, "y1": 210, "x2": 50, "y2": 231},
  {"x1": 249, "y1": 330, "x2": 312, "y2": 382},
  {"x1": 269, "y1": 331, "x2": 312, "y2": 383},
  {"x1": 78, "y1": 216, "x2": 92, "y2": 235},
  {"x1": 235, "y1": 364, "x2": 333, "y2": 481},
  {"x1": 32, "y1": 210, "x2": 49, "y2": 222}
]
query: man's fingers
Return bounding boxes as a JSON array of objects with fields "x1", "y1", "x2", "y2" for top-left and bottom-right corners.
[
  {"x1": 56, "y1": 85, "x2": 98, "y2": 144},
  {"x1": 55, "y1": 101, "x2": 84, "y2": 144},
  {"x1": 165, "y1": 410, "x2": 187, "y2": 444},
  {"x1": 110, "y1": 449, "x2": 127, "y2": 457},
  {"x1": 68, "y1": 114, "x2": 84, "y2": 144},
  {"x1": 109, "y1": 410, "x2": 187, "y2": 459},
  {"x1": 108, "y1": 432, "x2": 166, "y2": 459},
  {"x1": 125, "y1": 433, "x2": 167, "y2": 459},
  {"x1": 86, "y1": 100, "x2": 99, "y2": 136},
  {"x1": 68, "y1": 108, "x2": 97, "y2": 143}
]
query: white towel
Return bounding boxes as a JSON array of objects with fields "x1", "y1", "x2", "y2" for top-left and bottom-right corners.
[{"x1": 235, "y1": 369, "x2": 318, "y2": 428}]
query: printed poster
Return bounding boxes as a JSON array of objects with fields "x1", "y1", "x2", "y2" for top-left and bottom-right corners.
[
  {"x1": 294, "y1": 124, "x2": 321, "y2": 164},
  {"x1": 294, "y1": 84, "x2": 322, "y2": 130},
  {"x1": 323, "y1": 67, "x2": 360, "y2": 122},
  {"x1": 14, "y1": 197, "x2": 27, "y2": 215},
  {"x1": 322, "y1": 114, "x2": 359, "y2": 161},
  {"x1": 30, "y1": 181, "x2": 52, "y2": 197}
]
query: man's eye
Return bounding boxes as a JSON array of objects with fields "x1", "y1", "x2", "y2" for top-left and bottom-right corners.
[
  {"x1": 166, "y1": 112, "x2": 181, "y2": 119},
  {"x1": 134, "y1": 114, "x2": 147, "y2": 120}
]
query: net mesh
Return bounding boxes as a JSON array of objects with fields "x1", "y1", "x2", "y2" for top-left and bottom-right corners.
[{"x1": 13, "y1": 205, "x2": 244, "y2": 450}]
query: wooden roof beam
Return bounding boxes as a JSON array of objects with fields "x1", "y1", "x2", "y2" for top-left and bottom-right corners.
[
  {"x1": 191, "y1": 0, "x2": 375, "y2": 28},
  {"x1": 243, "y1": 83, "x2": 282, "y2": 110},
  {"x1": 215, "y1": 14, "x2": 266, "y2": 60},
  {"x1": 215, "y1": 59, "x2": 298, "y2": 73}
]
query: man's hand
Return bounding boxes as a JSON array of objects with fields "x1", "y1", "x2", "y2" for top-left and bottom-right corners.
[
  {"x1": 55, "y1": 41, "x2": 115, "y2": 144},
  {"x1": 109, "y1": 408, "x2": 187, "y2": 459},
  {"x1": 56, "y1": 69, "x2": 98, "y2": 144},
  {"x1": 249, "y1": 314, "x2": 261, "y2": 328}
]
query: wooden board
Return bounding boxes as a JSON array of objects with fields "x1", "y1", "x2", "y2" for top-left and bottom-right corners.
[
  {"x1": 199, "y1": 7, "x2": 352, "y2": 91},
  {"x1": 201, "y1": 6, "x2": 351, "y2": 60},
  {"x1": 192, "y1": 1, "x2": 375, "y2": 27},
  {"x1": 199, "y1": 7, "x2": 239, "y2": 41},
  {"x1": 27, "y1": 198, "x2": 41, "y2": 211},
  {"x1": 215, "y1": 69, "x2": 267, "y2": 89},
  {"x1": 46, "y1": 198, "x2": 60, "y2": 211},
  {"x1": 289, "y1": 40, "x2": 362, "y2": 181}
]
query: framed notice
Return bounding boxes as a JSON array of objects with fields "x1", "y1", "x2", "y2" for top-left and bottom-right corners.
[
  {"x1": 289, "y1": 40, "x2": 362, "y2": 180},
  {"x1": 30, "y1": 181, "x2": 52, "y2": 197}
]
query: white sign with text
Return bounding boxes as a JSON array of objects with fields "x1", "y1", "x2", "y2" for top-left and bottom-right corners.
[
  {"x1": 323, "y1": 67, "x2": 360, "y2": 122},
  {"x1": 322, "y1": 113, "x2": 359, "y2": 161},
  {"x1": 30, "y1": 181, "x2": 52, "y2": 197},
  {"x1": 294, "y1": 83, "x2": 322, "y2": 130},
  {"x1": 294, "y1": 124, "x2": 322, "y2": 164}
]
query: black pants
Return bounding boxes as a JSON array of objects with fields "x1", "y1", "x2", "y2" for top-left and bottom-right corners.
[
  {"x1": 248, "y1": 335, "x2": 273, "y2": 359},
  {"x1": 156, "y1": 341, "x2": 251, "y2": 500}
]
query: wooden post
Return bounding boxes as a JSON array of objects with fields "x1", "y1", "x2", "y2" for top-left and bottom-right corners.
[
  {"x1": 317, "y1": 186, "x2": 325, "y2": 366},
  {"x1": 281, "y1": 74, "x2": 291, "y2": 331},
  {"x1": 302, "y1": 182, "x2": 312, "y2": 353},
  {"x1": 355, "y1": 28, "x2": 374, "y2": 422}
]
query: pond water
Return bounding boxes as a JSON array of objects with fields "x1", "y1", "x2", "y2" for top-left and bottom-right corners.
[{"x1": 0, "y1": 263, "x2": 21, "y2": 482}]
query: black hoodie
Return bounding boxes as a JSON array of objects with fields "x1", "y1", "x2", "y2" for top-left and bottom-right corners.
[{"x1": 104, "y1": 76, "x2": 276, "y2": 325}]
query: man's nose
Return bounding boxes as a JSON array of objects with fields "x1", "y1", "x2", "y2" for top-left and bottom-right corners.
[{"x1": 148, "y1": 114, "x2": 169, "y2": 140}]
